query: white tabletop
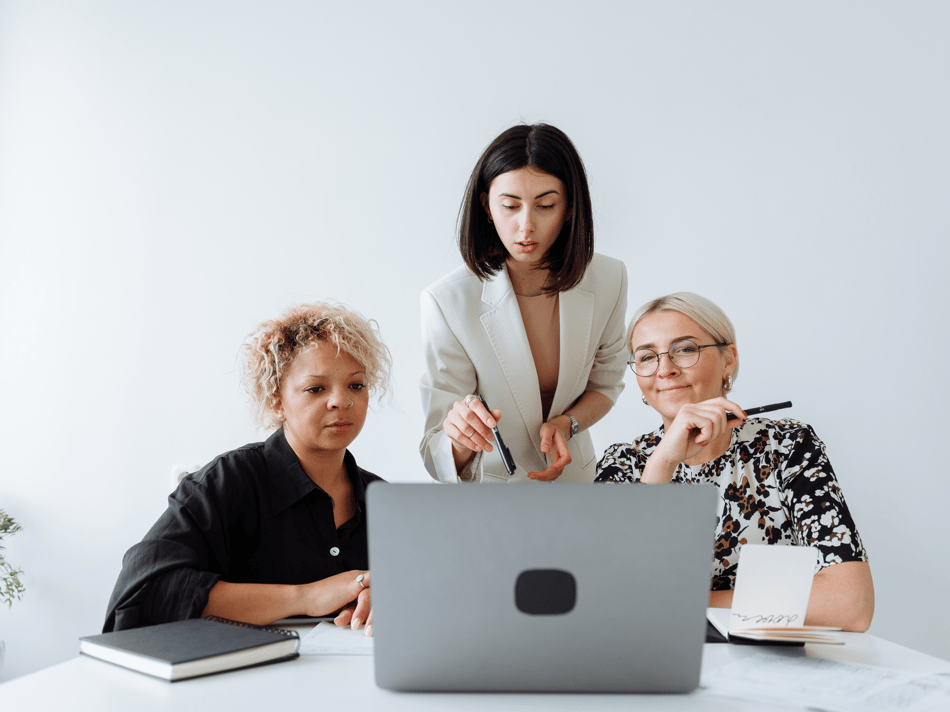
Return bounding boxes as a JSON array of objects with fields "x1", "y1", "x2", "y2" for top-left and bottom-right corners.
[{"x1": 4, "y1": 633, "x2": 949, "y2": 712}]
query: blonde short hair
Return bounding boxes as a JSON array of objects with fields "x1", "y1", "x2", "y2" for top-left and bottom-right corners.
[
  {"x1": 241, "y1": 302, "x2": 392, "y2": 430},
  {"x1": 627, "y1": 292, "x2": 739, "y2": 383}
]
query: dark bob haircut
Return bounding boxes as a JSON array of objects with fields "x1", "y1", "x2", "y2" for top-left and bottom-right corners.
[{"x1": 458, "y1": 123, "x2": 594, "y2": 294}]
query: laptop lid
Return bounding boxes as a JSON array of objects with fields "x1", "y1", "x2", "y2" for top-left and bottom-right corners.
[{"x1": 367, "y1": 483, "x2": 717, "y2": 692}]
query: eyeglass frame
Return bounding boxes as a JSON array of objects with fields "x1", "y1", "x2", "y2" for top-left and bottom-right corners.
[{"x1": 627, "y1": 339, "x2": 728, "y2": 377}]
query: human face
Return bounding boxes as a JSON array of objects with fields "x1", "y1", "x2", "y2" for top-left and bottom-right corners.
[
  {"x1": 480, "y1": 167, "x2": 569, "y2": 269},
  {"x1": 630, "y1": 310, "x2": 737, "y2": 427},
  {"x1": 274, "y1": 343, "x2": 369, "y2": 458}
]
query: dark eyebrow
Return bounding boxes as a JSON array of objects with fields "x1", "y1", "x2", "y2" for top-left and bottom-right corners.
[
  {"x1": 633, "y1": 336, "x2": 697, "y2": 352},
  {"x1": 498, "y1": 190, "x2": 561, "y2": 200}
]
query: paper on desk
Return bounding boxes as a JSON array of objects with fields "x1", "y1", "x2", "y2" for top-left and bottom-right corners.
[
  {"x1": 702, "y1": 653, "x2": 950, "y2": 712},
  {"x1": 707, "y1": 607, "x2": 731, "y2": 638},
  {"x1": 298, "y1": 621, "x2": 374, "y2": 655},
  {"x1": 731, "y1": 544, "x2": 817, "y2": 632}
]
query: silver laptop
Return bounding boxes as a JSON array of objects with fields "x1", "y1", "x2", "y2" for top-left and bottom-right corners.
[{"x1": 367, "y1": 483, "x2": 717, "y2": 693}]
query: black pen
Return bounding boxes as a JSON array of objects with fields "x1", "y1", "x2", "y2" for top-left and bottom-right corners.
[
  {"x1": 727, "y1": 400, "x2": 793, "y2": 422},
  {"x1": 477, "y1": 395, "x2": 517, "y2": 477}
]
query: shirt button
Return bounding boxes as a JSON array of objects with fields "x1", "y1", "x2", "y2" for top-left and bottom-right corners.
[{"x1": 329, "y1": 547, "x2": 340, "y2": 557}]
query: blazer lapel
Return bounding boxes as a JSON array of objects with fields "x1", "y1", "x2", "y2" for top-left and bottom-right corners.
[
  {"x1": 479, "y1": 268, "x2": 542, "y2": 444},
  {"x1": 550, "y1": 283, "x2": 594, "y2": 417}
]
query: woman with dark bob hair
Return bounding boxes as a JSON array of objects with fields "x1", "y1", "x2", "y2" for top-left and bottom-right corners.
[
  {"x1": 104, "y1": 302, "x2": 391, "y2": 634},
  {"x1": 420, "y1": 123, "x2": 627, "y2": 483},
  {"x1": 596, "y1": 292, "x2": 874, "y2": 631}
]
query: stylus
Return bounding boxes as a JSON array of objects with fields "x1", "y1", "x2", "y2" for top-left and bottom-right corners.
[
  {"x1": 727, "y1": 400, "x2": 793, "y2": 422},
  {"x1": 477, "y1": 395, "x2": 517, "y2": 477}
]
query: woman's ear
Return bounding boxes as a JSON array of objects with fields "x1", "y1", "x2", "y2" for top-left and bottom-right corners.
[
  {"x1": 722, "y1": 344, "x2": 738, "y2": 390},
  {"x1": 270, "y1": 396, "x2": 284, "y2": 423},
  {"x1": 724, "y1": 344, "x2": 738, "y2": 371},
  {"x1": 480, "y1": 192, "x2": 490, "y2": 217}
]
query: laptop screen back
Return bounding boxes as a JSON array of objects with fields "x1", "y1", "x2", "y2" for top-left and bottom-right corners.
[{"x1": 368, "y1": 482, "x2": 716, "y2": 693}]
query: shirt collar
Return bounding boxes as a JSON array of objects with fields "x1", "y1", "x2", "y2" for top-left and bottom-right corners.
[{"x1": 264, "y1": 429, "x2": 369, "y2": 517}]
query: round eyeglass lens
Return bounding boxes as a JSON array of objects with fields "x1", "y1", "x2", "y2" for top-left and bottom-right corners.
[
  {"x1": 630, "y1": 350, "x2": 658, "y2": 376},
  {"x1": 669, "y1": 340, "x2": 702, "y2": 369}
]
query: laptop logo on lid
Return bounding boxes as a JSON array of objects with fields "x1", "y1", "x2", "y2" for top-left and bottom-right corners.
[{"x1": 515, "y1": 569, "x2": 576, "y2": 615}]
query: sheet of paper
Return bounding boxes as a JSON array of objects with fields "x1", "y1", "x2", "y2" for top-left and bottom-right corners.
[
  {"x1": 702, "y1": 652, "x2": 950, "y2": 712},
  {"x1": 730, "y1": 544, "x2": 817, "y2": 632},
  {"x1": 707, "y1": 607, "x2": 731, "y2": 638},
  {"x1": 298, "y1": 621, "x2": 374, "y2": 656}
]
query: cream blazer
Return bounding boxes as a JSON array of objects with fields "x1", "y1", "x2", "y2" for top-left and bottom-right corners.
[{"x1": 419, "y1": 253, "x2": 628, "y2": 483}]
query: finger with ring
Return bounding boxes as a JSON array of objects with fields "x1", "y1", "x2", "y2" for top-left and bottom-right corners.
[{"x1": 356, "y1": 574, "x2": 367, "y2": 589}]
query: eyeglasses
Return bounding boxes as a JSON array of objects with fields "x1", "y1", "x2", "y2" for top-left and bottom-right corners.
[{"x1": 627, "y1": 339, "x2": 726, "y2": 377}]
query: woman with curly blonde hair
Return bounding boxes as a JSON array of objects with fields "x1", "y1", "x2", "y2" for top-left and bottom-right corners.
[{"x1": 105, "y1": 302, "x2": 391, "y2": 635}]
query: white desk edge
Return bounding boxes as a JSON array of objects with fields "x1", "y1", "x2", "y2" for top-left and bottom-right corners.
[{"x1": 4, "y1": 631, "x2": 949, "y2": 711}]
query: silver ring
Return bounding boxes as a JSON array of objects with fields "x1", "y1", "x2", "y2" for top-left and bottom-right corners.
[
  {"x1": 464, "y1": 394, "x2": 478, "y2": 407},
  {"x1": 356, "y1": 574, "x2": 367, "y2": 589}
]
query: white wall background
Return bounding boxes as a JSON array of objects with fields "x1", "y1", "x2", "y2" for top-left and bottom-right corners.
[{"x1": 1, "y1": 0, "x2": 948, "y2": 681}]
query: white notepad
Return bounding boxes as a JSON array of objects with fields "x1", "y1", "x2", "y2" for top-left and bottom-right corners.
[{"x1": 727, "y1": 544, "x2": 841, "y2": 644}]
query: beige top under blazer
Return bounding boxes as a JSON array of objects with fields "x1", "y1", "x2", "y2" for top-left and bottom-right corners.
[{"x1": 419, "y1": 253, "x2": 628, "y2": 483}]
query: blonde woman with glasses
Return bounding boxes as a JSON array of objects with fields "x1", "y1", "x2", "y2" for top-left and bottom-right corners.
[{"x1": 596, "y1": 292, "x2": 874, "y2": 632}]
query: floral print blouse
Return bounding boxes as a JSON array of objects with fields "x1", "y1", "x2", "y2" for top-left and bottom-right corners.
[{"x1": 595, "y1": 418, "x2": 868, "y2": 590}]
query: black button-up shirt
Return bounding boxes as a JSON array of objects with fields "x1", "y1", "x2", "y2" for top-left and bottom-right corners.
[{"x1": 104, "y1": 429, "x2": 383, "y2": 632}]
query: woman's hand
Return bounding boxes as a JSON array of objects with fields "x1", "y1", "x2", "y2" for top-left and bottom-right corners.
[
  {"x1": 642, "y1": 397, "x2": 746, "y2": 483},
  {"x1": 332, "y1": 571, "x2": 373, "y2": 637},
  {"x1": 300, "y1": 570, "x2": 371, "y2": 631},
  {"x1": 442, "y1": 395, "x2": 502, "y2": 471},
  {"x1": 529, "y1": 418, "x2": 572, "y2": 481}
]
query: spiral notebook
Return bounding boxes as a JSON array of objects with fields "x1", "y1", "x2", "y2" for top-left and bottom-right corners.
[{"x1": 79, "y1": 616, "x2": 300, "y2": 681}]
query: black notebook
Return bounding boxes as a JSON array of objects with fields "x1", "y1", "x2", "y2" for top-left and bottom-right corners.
[{"x1": 79, "y1": 616, "x2": 300, "y2": 681}]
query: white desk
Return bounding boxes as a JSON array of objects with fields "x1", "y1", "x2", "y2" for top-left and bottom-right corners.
[{"x1": 4, "y1": 633, "x2": 949, "y2": 712}]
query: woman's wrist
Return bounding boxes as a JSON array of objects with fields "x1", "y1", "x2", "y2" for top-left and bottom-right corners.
[
  {"x1": 450, "y1": 439, "x2": 477, "y2": 474},
  {"x1": 297, "y1": 576, "x2": 352, "y2": 618},
  {"x1": 641, "y1": 450, "x2": 679, "y2": 484},
  {"x1": 293, "y1": 582, "x2": 317, "y2": 617},
  {"x1": 563, "y1": 412, "x2": 579, "y2": 439},
  {"x1": 550, "y1": 415, "x2": 574, "y2": 442}
]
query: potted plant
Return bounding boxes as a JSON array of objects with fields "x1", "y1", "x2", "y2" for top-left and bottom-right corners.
[{"x1": 1, "y1": 509, "x2": 25, "y2": 676}]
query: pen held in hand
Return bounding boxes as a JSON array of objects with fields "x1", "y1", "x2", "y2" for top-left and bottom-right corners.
[
  {"x1": 727, "y1": 401, "x2": 793, "y2": 422},
  {"x1": 477, "y1": 395, "x2": 517, "y2": 477}
]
